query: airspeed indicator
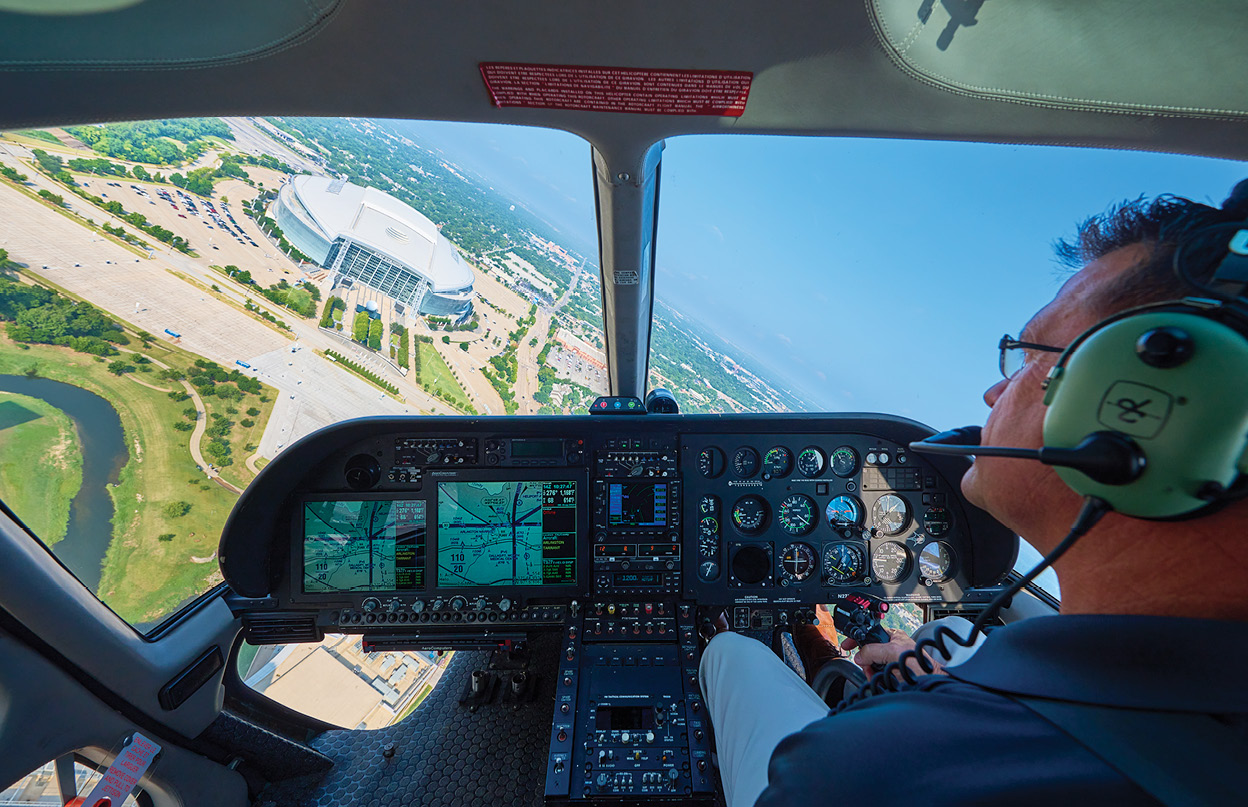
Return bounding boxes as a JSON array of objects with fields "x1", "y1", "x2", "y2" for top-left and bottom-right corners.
[{"x1": 778, "y1": 494, "x2": 816, "y2": 536}]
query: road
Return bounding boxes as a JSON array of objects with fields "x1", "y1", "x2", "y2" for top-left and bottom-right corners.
[{"x1": 221, "y1": 117, "x2": 326, "y2": 176}]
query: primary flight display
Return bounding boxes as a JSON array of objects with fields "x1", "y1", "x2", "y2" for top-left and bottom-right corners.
[
  {"x1": 303, "y1": 499, "x2": 427, "y2": 592},
  {"x1": 437, "y1": 480, "x2": 577, "y2": 587}
]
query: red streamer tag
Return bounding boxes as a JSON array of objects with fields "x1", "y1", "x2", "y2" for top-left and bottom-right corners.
[
  {"x1": 480, "y1": 63, "x2": 752, "y2": 117},
  {"x1": 77, "y1": 733, "x2": 161, "y2": 807}
]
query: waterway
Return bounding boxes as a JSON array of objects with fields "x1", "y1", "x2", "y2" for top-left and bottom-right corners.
[{"x1": 0, "y1": 374, "x2": 127, "y2": 593}]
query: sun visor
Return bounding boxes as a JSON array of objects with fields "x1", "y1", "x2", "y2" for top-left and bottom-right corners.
[
  {"x1": 869, "y1": 0, "x2": 1248, "y2": 118},
  {"x1": 0, "y1": 0, "x2": 339, "y2": 69}
]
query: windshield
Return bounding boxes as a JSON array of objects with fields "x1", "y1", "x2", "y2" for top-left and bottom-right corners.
[
  {"x1": 1, "y1": 119, "x2": 1240, "y2": 627},
  {"x1": 0, "y1": 118, "x2": 603, "y2": 632},
  {"x1": 654, "y1": 134, "x2": 1246, "y2": 596}
]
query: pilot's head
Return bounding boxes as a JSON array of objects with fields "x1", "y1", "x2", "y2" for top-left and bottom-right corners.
[{"x1": 963, "y1": 181, "x2": 1248, "y2": 548}]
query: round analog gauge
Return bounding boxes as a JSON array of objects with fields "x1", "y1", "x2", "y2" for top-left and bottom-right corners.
[
  {"x1": 919, "y1": 541, "x2": 955, "y2": 582},
  {"x1": 779, "y1": 542, "x2": 817, "y2": 584},
  {"x1": 871, "y1": 494, "x2": 911, "y2": 536},
  {"x1": 871, "y1": 541, "x2": 911, "y2": 583},
  {"x1": 699, "y1": 516, "x2": 719, "y2": 536},
  {"x1": 763, "y1": 446, "x2": 793, "y2": 478},
  {"x1": 830, "y1": 446, "x2": 859, "y2": 477},
  {"x1": 796, "y1": 447, "x2": 825, "y2": 477},
  {"x1": 822, "y1": 542, "x2": 866, "y2": 584},
  {"x1": 698, "y1": 446, "x2": 725, "y2": 478},
  {"x1": 777, "y1": 494, "x2": 816, "y2": 536},
  {"x1": 699, "y1": 534, "x2": 719, "y2": 557},
  {"x1": 825, "y1": 495, "x2": 863, "y2": 527},
  {"x1": 923, "y1": 507, "x2": 953, "y2": 537},
  {"x1": 732, "y1": 447, "x2": 760, "y2": 478},
  {"x1": 699, "y1": 561, "x2": 720, "y2": 581},
  {"x1": 730, "y1": 495, "x2": 770, "y2": 536}
]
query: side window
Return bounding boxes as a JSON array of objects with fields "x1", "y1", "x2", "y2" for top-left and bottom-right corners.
[
  {"x1": 3, "y1": 756, "x2": 148, "y2": 806},
  {"x1": 237, "y1": 635, "x2": 453, "y2": 729}
]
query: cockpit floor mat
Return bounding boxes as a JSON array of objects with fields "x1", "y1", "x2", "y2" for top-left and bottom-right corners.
[{"x1": 257, "y1": 633, "x2": 559, "y2": 807}]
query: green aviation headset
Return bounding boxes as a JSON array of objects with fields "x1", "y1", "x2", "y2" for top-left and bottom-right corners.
[
  {"x1": 915, "y1": 212, "x2": 1248, "y2": 521},
  {"x1": 1040, "y1": 224, "x2": 1248, "y2": 519}
]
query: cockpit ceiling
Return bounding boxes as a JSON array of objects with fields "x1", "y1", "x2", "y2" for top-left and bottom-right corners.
[{"x1": 2, "y1": 0, "x2": 1248, "y2": 163}]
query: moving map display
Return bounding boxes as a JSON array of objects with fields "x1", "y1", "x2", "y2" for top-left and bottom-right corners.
[
  {"x1": 303, "y1": 500, "x2": 426, "y2": 592},
  {"x1": 437, "y1": 481, "x2": 577, "y2": 587},
  {"x1": 608, "y1": 482, "x2": 668, "y2": 528}
]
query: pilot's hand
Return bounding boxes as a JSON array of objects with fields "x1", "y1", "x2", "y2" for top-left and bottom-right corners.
[
  {"x1": 699, "y1": 609, "x2": 731, "y2": 645},
  {"x1": 840, "y1": 628, "x2": 943, "y2": 679}
]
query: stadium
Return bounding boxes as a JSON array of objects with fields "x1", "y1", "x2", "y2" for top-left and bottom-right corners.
[{"x1": 273, "y1": 175, "x2": 475, "y2": 320}]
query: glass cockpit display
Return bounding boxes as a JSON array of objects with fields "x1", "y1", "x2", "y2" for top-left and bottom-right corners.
[
  {"x1": 607, "y1": 482, "x2": 669, "y2": 528},
  {"x1": 303, "y1": 499, "x2": 427, "y2": 592},
  {"x1": 437, "y1": 480, "x2": 577, "y2": 587}
]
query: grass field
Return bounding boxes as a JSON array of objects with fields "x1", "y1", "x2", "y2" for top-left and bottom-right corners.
[
  {"x1": 416, "y1": 341, "x2": 473, "y2": 412},
  {"x1": 0, "y1": 390, "x2": 83, "y2": 545},
  {"x1": 0, "y1": 335, "x2": 239, "y2": 625}
]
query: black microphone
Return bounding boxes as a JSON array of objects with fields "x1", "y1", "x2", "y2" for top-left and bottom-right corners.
[{"x1": 909, "y1": 427, "x2": 1147, "y2": 486}]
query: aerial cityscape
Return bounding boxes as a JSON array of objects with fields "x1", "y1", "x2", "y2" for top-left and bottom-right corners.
[{"x1": 0, "y1": 116, "x2": 811, "y2": 737}]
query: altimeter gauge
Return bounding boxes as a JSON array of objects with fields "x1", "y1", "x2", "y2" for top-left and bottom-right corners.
[{"x1": 871, "y1": 541, "x2": 911, "y2": 583}]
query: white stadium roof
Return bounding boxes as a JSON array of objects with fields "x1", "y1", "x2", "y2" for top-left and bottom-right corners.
[{"x1": 286, "y1": 175, "x2": 473, "y2": 292}]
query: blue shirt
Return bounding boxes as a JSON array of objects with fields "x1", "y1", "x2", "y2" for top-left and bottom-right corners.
[{"x1": 755, "y1": 615, "x2": 1248, "y2": 806}]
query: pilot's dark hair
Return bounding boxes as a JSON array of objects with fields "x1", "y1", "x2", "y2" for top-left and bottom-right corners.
[{"x1": 1055, "y1": 179, "x2": 1248, "y2": 315}]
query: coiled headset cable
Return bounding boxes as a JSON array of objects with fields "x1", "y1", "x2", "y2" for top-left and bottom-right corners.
[{"x1": 834, "y1": 496, "x2": 1111, "y2": 710}]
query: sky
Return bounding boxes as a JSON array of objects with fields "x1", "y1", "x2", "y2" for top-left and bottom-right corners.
[{"x1": 391, "y1": 119, "x2": 1246, "y2": 431}]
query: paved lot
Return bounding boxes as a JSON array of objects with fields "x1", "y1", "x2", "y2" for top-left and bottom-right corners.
[
  {"x1": 247, "y1": 345, "x2": 413, "y2": 457},
  {"x1": 0, "y1": 178, "x2": 434, "y2": 462}
]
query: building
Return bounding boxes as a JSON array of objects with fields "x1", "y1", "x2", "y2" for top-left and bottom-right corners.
[{"x1": 273, "y1": 175, "x2": 475, "y2": 320}]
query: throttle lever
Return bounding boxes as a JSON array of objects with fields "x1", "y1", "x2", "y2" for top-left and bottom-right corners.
[{"x1": 832, "y1": 593, "x2": 890, "y2": 672}]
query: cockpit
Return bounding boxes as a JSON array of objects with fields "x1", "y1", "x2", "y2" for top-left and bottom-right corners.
[{"x1": 2, "y1": 2, "x2": 1247, "y2": 806}]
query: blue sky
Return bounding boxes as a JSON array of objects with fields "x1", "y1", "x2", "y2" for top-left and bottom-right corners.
[{"x1": 395, "y1": 119, "x2": 1245, "y2": 430}]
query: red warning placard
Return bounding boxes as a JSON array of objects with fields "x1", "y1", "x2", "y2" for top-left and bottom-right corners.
[{"x1": 480, "y1": 63, "x2": 752, "y2": 117}]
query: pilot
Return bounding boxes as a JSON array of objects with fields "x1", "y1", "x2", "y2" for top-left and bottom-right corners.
[{"x1": 699, "y1": 182, "x2": 1248, "y2": 806}]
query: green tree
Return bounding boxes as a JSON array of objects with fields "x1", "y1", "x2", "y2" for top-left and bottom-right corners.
[{"x1": 163, "y1": 501, "x2": 192, "y2": 518}]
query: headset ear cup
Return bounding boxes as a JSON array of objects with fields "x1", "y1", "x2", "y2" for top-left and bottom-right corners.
[{"x1": 1042, "y1": 306, "x2": 1248, "y2": 518}]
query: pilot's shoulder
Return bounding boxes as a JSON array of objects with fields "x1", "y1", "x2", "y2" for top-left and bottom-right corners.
[{"x1": 757, "y1": 679, "x2": 1155, "y2": 807}]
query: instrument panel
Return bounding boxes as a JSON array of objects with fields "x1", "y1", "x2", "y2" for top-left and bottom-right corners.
[{"x1": 219, "y1": 413, "x2": 1016, "y2": 644}]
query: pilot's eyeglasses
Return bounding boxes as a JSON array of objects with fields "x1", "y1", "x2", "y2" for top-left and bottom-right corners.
[{"x1": 998, "y1": 334, "x2": 1065, "y2": 379}]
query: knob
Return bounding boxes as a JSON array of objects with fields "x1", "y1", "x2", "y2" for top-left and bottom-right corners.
[
  {"x1": 621, "y1": 732, "x2": 630, "y2": 743},
  {"x1": 646, "y1": 731, "x2": 655, "y2": 743},
  {"x1": 361, "y1": 597, "x2": 380, "y2": 613},
  {"x1": 474, "y1": 597, "x2": 487, "y2": 610},
  {"x1": 596, "y1": 774, "x2": 608, "y2": 787},
  {"x1": 668, "y1": 769, "x2": 680, "y2": 781},
  {"x1": 411, "y1": 599, "x2": 425, "y2": 613},
  {"x1": 450, "y1": 596, "x2": 466, "y2": 611},
  {"x1": 498, "y1": 598, "x2": 512, "y2": 612},
  {"x1": 432, "y1": 598, "x2": 445, "y2": 610}
]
